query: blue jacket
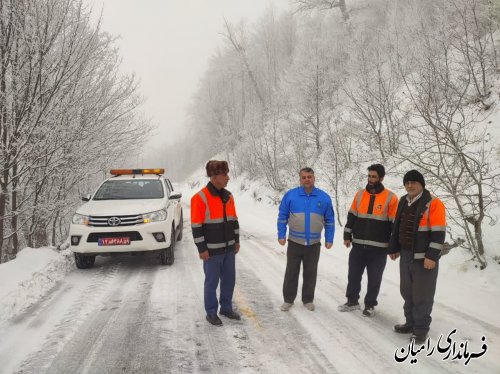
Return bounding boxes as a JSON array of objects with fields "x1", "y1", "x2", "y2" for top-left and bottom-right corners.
[{"x1": 277, "y1": 186, "x2": 335, "y2": 246}]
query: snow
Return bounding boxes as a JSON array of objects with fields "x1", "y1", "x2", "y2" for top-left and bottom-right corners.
[
  {"x1": 0, "y1": 247, "x2": 74, "y2": 322},
  {"x1": 0, "y1": 175, "x2": 499, "y2": 373}
]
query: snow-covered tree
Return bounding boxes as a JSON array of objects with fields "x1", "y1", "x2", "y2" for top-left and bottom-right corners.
[{"x1": 0, "y1": 0, "x2": 148, "y2": 262}]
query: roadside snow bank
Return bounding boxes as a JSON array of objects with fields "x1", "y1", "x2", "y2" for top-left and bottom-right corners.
[{"x1": 0, "y1": 248, "x2": 74, "y2": 322}]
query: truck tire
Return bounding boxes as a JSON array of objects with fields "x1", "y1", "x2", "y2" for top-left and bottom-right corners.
[
  {"x1": 75, "y1": 253, "x2": 96, "y2": 269},
  {"x1": 176, "y1": 210, "x2": 183, "y2": 241},
  {"x1": 160, "y1": 227, "x2": 175, "y2": 265}
]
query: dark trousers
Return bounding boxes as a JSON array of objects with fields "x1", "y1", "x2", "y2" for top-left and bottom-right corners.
[
  {"x1": 203, "y1": 251, "x2": 236, "y2": 316},
  {"x1": 283, "y1": 241, "x2": 321, "y2": 304},
  {"x1": 400, "y1": 249, "x2": 439, "y2": 335},
  {"x1": 345, "y1": 245, "x2": 387, "y2": 307}
]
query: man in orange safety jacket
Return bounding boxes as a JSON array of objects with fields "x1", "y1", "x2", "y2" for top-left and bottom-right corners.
[
  {"x1": 339, "y1": 164, "x2": 398, "y2": 317},
  {"x1": 191, "y1": 160, "x2": 240, "y2": 326}
]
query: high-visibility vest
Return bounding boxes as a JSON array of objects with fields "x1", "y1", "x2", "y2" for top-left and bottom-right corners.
[
  {"x1": 344, "y1": 187, "x2": 398, "y2": 249},
  {"x1": 191, "y1": 183, "x2": 239, "y2": 255},
  {"x1": 389, "y1": 190, "x2": 446, "y2": 261}
]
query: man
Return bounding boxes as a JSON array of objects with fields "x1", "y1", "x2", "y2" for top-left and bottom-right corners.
[
  {"x1": 191, "y1": 160, "x2": 241, "y2": 326},
  {"x1": 277, "y1": 167, "x2": 335, "y2": 312},
  {"x1": 338, "y1": 164, "x2": 398, "y2": 317},
  {"x1": 388, "y1": 170, "x2": 446, "y2": 344}
]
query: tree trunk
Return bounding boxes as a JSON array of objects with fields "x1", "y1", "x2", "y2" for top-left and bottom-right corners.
[
  {"x1": 473, "y1": 219, "x2": 486, "y2": 262},
  {"x1": 0, "y1": 183, "x2": 6, "y2": 263},
  {"x1": 11, "y1": 161, "x2": 18, "y2": 255},
  {"x1": 51, "y1": 210, "x2": 60, "y2": 247}
]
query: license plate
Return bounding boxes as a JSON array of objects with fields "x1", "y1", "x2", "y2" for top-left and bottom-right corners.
[{"x1": 98, "y1": 237, "x2": 131, "y2": 246}]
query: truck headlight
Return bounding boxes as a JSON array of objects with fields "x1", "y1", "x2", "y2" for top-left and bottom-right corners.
[
  {"x1": 72, "y1": 213, "x2": 89, "y2": 225},
  {"x1": 143, "y1": 210, "x2": 167, "y2": 223}
]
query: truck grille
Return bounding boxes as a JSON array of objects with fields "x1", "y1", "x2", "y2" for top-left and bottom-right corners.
[
  {"x1": 87, "y1": 231, "x2": 143, "y2": 242},
  {"x1": 88, "y1": 215, "x2": 143, "y2": 227}
]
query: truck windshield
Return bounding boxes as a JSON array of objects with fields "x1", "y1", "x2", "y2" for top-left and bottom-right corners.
[{"x1": 93, "y1": 180, "x2": 164, "y2": 200}]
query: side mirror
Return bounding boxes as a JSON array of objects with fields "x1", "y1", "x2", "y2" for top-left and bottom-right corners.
[
  {"x1": 169, "y1": 193, "x2": 182, "y2": 200},
  {"x1": 81, "y1": 194, "x2": 92, "y2": 202}
]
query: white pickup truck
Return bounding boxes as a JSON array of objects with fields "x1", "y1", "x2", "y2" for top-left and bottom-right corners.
[{"x1": 69, "y1": 169, "x2": 183, "y2": 268}]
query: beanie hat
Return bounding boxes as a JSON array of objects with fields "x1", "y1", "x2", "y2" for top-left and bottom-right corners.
[
  {"x1": 403, "y1": 169, "x2": 425, "y2": 188},
  {"x1": 206, "y1": 160, "x2": 229, "y2": 177}
]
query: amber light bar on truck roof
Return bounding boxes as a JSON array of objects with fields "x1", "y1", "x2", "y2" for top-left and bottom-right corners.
[{"x1": 110, "y1": 168, "x2": 165, "y2": 175}]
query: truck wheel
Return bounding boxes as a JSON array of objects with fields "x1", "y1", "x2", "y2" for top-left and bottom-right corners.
[
  {"x1": 160, "y1": 228, "x2": 175, "y2": 265},
  {"x1": 75, "y1": 253, "x2": 96, "y2": 269},
  {"x1": 176, "y1": 210, "x2": 183, "y2": 241}
]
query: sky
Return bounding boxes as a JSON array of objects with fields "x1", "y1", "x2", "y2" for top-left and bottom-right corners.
[{"x1": 84, "y1": 0, "x2": 291, "y2": 160}]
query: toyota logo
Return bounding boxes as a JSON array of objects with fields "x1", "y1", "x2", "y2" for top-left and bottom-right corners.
[{"x1": 108, "y1": 217, "x2": 121, "y2": 226}]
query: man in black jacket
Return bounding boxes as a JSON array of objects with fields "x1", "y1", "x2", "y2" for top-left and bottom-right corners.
[{"x1": 388, "y1": 170, "x2": 446, "y2": 344}]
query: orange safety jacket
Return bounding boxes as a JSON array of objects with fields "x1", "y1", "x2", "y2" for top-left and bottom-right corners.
[
  {"x1": 389, "y1": 189, "x2": 446, "y2": 261},
  {"x1": 344, "y1": 184, "x2": 398, "y2": 250},
  {"x1": 191, "y1": 182, "x2": 239, "y2": 255}
]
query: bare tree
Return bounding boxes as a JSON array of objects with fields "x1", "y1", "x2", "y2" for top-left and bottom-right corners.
[
  {"x1": 0, "y1": 0, "x2": 148, "y2": 262},
  {"x1": 223, "y1": 19, "x2": 266, "y2": 109},
  {"x1": 293, "y1": 0, "x2": 349, "y2": 20},
  {"x1": 396, "y1": 10, "x2": 499, "y2": 268},
  {"x1": 321, "y1": 119, "x2": 358, "y2": 226},
  {"x1": 343, "y1": 32, "x2": 406, "y2": 160},
  {"x1": 448, "y1": 0, "x2": 497, "y2": 109}
]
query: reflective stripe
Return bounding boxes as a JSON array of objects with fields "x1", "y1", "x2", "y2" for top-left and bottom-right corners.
[
  {"x1": 227, "y1": 216, "x2": 237, "y2": 221},
  {"x1": 357, "y1": 213, "x2": 391, "y2": 221},
  {"x1": 234, "y1": 229, "x2": 239, "y2": 234},
  {"x1": 207, "y1": 240, "x2": 236, "y2": 249},
  {"x1": 382, "y1": 192, "x2": 394, "y2": 216},
  {"x1": 205, "y1": 218, "x2": 224, "y2": 224},
  {"x1": 352, "y1": 239, "x2": 389, "y2": 248},
  {"x1": 278, "y1": 220, "x2": 287, "y2": 223},
  {"x1": 344, "y1": 227, "x2": 352, "y2": 233},
  {"x1": 325, "y1": 222, "x2": 334, "y2": 226},
  {"x1": 198, "y1": 190, "x2": 211, "y2": 222},
  {"x1": 290, "y1": 229, "x2": 306, "y2": 238},
  {"x1": 348, "y1": 209, "x2": 358, "y2": 216},
  {"x1": 356, "y1": 189, "x2": 364, "y2": 211},
  {"x1": 418, "y1": 225, "x2": 447, "y2": 232},
  {"x1": 192, "y1": 223, "x2": 202, "y2": 228},
  {"x1": 429, "y1": 242, "x2": 443, "y2": 250},
  {"x1": 414, "y1": 253, "x2": 426, "y2": 259},
  {"x1": 431, "y1": 226, "x2": 446, "y2": 232},
  {"x1": 194, "y1": 236, "x2": 205, "y2": 243}
]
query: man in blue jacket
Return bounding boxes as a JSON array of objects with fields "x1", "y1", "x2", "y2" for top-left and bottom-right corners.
[{"x1": 277, "y1": 167, "x2": 335, "y2": 311}]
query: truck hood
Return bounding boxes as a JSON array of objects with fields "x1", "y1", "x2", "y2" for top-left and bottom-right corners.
[{"x1": 76, "y1": 199, "x2": 166, "y2": 216}]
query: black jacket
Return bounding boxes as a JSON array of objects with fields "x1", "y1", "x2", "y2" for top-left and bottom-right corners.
[{"x1": 388, "y1": 189, "x2": 446, "y2": 261}]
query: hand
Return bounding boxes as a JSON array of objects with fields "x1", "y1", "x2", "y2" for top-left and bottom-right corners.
[
  {"x1": 424, "y1": 258, "x2": 436, "y2": 269},
  {"x1": 325, "y1": 242, "x2": 333, "y2": 249},
  {"x1": 344, "y1": 240, "x2": 351, "y2": 248},
  {"x1": 235, "y1": 243, "x2": 240, "y2": 254},
  {"x1": 199, "y1": 250, "x2": 209, "y2": 261},
  {"x1": 389, "y1": 253, "x2": 400, "y2": 260},
  {"x1": 278, "y1": 239, "x2": 286, "y2": 246}
]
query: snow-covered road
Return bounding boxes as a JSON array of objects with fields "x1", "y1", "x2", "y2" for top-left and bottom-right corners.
[{"x1": 0, "y1": 199, "x2": 498, "y2": 373}]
